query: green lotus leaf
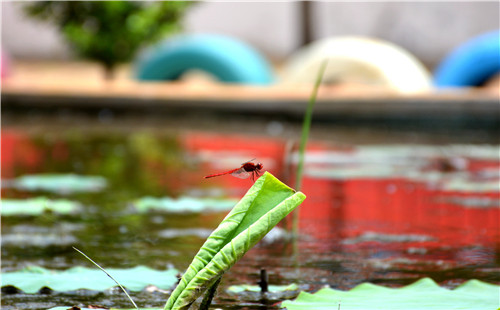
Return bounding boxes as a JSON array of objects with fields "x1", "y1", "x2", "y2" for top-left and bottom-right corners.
[
  {"x1": 164, "y1": 172, "x2": 306, "y2": 310},
  {"x1": 280, "y1": 277, "x2": 500, "y2": 310},
  {"x1": 227, "y1": 283, "x2": 299, "y2": 294},
  {"x1": 1, "y1": 265, "x2": 179, "y2": 293},
  {"x1": 1, "y1": 197, "x2": 82, "y2": 216},
  {"x1": 134, "y1": 196, "x2": 237, "y2": 213},
  {"x1": 7, "y1": 174, "x2": 107, "y2": 194}
]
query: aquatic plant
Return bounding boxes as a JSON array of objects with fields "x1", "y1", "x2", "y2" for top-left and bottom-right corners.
[
  {"x1": 281, "y1": 278, "x2": 499, "y2": 310},
  {"x1": 164, "y1": 172, "x2": 306, "y2": 310},
  {"x1": 293, "y1": 60, "x2": 328, "y2": 236},
  {"x1": 1, "y1": 264, "x2": 179, "y2": 294},
  {"x1": 295, "y1": 60, "x2": 328, "y2": 191}
]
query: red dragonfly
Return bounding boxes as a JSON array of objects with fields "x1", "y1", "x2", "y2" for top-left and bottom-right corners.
[{"x1": 204, "y1": 159, "x2": 264, "y2": 182}]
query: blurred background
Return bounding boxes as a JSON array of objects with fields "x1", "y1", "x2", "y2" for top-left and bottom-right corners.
[
  {"x1": 2, "y1": 2, "x2": 499, "y2": 67},
  {"x1": 2, "y1": 2, "x2": 500, "y2": 87},
  {"x1": 1, "y1": 2, "x2": 499, "y2": 310}
]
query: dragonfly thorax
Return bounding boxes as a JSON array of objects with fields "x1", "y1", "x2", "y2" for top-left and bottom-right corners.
[{"x1": 242, "y1": 162, "x2": 263, "y2": 172}]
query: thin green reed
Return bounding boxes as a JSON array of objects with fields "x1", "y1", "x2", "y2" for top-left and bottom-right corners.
[
  {"x1": 293, "y1": 60, "x2": 328, "y2": 236},
  {"x1": 73, "y1": 247, "x2": 139, "y2": 310}
]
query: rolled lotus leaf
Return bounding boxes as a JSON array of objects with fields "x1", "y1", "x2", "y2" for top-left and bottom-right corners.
[{"x1": 164, "y1": 172, "x2": 305, "y2": 310}]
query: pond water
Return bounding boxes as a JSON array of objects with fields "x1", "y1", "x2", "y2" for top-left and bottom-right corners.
[{"x1": 2, "y1": 114, "x2": 499, "y2": 309}]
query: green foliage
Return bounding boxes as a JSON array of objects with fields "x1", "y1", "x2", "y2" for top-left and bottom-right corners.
[
  {"x1": 1, "y1": 265, "x2": 179, "y2": 293},
  {"x1": 24, "y1": 1, "x2": 192, "y2": 74},
  {"x1": 164, "y1": 172, "x2": 306, "y2": 310},
  {"x1": 281, "y1": 278, "x2": 500, "y2": 310}
]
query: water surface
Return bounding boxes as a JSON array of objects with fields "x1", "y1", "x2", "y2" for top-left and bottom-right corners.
[{"x1": 2, "y1": 115, "x2": 499, "y2": 309}]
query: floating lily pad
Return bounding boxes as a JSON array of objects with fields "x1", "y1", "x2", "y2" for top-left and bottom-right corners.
[
  {"x1": 442, "y1": 178, "x2": 500, "y2": 193},
  {"x1": 2, "y1": 233, "x2": 78, "y2": 246},
  {"x1": 1, "y1": 265, "x2": 179, "y2": 293},
  {"x1": 303, "y1": 146, "x2": 500, "y2": 193},
  {"x1": 227, "y1": 283, "x2": 303, "y2": 303},
  {"x1": 342, "y1": 232, "x2": 436, "y2": 245},
  {"x1": 1, "y1": 197, "x2": 82, "y2": 216},
  {"x1": 133, "y1": 196, "x2": 237, "y2": 213},
  {"x1": 438, "y1": 196, "x2": 500, "y2": 209},
  {"x1": 6, "y1": 174, "x2": 107, "y2": 194},
  {"x1": 2, "y1": 223, "x2": 83, "y2": 246},
  {"x1": 159, "y1": 228, "x2": 213, "y2": 239},
  {"x1": 280, "y1": 278, "x2": 499, "y2": 310},
  {"x1": 227, "y1": 283, "x2": 299, "y2": 294}
]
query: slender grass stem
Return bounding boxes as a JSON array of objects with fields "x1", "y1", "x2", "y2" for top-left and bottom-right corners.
[
  {"x1": 293, "y1": 60, "x2": 328, "y2": 238},
  {"x1": 73, "y1": 247, "x2": 139, "y2": 310},
  {"x1": 295, "y1": 60, "x2": 328, "y2": 191}
]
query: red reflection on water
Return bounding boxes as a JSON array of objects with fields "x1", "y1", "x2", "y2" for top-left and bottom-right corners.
[
  {"x1": 3, "y1": 129, "x2": 499, "y2": 253},
  {"x1": 303, "y1": 177, "x2": 499, "y2": 245},
  {"x1": 1, "y1": 130, "x2": 44, "y2": 178},
  {"x1": 185, "y1": 131, "x2": 500, "y2": 251},
  {"x1": 182, "y1": 132, "x2": 288, "y2": 194}
]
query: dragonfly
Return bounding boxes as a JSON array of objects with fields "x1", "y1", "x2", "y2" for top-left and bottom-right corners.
[{"x1": 204, "y1": 159, "x2": 264, "y2": 182}]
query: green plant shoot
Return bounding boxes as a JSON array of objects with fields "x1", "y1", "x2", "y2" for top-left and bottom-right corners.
[
  {"x1": 164, "y1": 172, "x2": 306, "y2": 310},
  {"x1": 293, "y1": 60, "x2": 328, "y2": 238},
  {"x1": 295, "y1": 60, "x2": 328, "y2": 191}
]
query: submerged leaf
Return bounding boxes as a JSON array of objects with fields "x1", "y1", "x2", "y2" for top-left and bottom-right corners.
[
  {"x1": 1, "y1": 197, "x2": 82, "y2": 216},
  {"x1": 280, "y1": 277, "x2": 499, "y2": 310},
  {"x1": 164, "y1": 172, "x2": 306, "y2": 310},
  {"x1": 6, "y1": 174, "x2": 107, "y2": 194},
  {"x1": 133, "y1": 196, "x2": 237, "y2": 213},
  {"x1": 1, "y1": 265, "x2": 179, "y2": 293},
  {"x1": 227, "y1": 283, "x2": 299, "y2": 293}
]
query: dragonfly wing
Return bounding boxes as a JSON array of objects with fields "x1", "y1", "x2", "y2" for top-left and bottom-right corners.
[
  {"x1": 241, "y1": 158, "x2": 256, "y2": 165},
  {"x1": 231, "y1": 168, "x2": 250, "y2": 179}
]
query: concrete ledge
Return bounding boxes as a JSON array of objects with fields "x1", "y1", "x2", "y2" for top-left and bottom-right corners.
[{"x1": 2, "y1": 61, "x2": 499, "y2": 125}]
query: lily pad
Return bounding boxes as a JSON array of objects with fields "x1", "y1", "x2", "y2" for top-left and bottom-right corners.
[
  {"x1": 1, "y1": 233, "x2": 78, "y2": 246},
  {"x1": 342, "y1": 232, "x2": 436, "y2": 245},
  {"x1": 1, "y1": 265, "x2": 179, "y2": 293},
  {"x1": 1, "y1": 197, "x2": 82, "y2": 216},
  {"x1": 438, "y1": 196, "x2": 500, "y2": 209},
  {"x1": 6, "y1": 174, "x2": 107, "y2": 194},
  {"x1": 280, "y1": 277, "x2": 499, "y2": 310},
  {"x1": 159, "y1": 228, "x2": 213, "y2": 239},
  {"x1": 2, "y1": 223, "x2": 83, "y2": 246},
  {"x1": 133, "y1": 196, "x2": 238, "y2": 213},
  {"x1": 227, "y1": 283, "x2": 299, "y2": 293},
  {"x1": 442, "y1": 178, "x2": 500, "y2": 193}
]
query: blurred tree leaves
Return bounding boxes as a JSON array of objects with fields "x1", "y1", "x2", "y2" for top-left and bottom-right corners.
[{"x1": 24, "y1": 1, "x2": 193, "y2": 78}]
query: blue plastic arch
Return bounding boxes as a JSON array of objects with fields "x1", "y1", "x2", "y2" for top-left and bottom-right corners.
[
  {"x1": 434, "y1": 30, "x2": 500, "y2": 87},
  {"x1": 135, "y1": 34, "x2": 274, "y2": 85}
]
